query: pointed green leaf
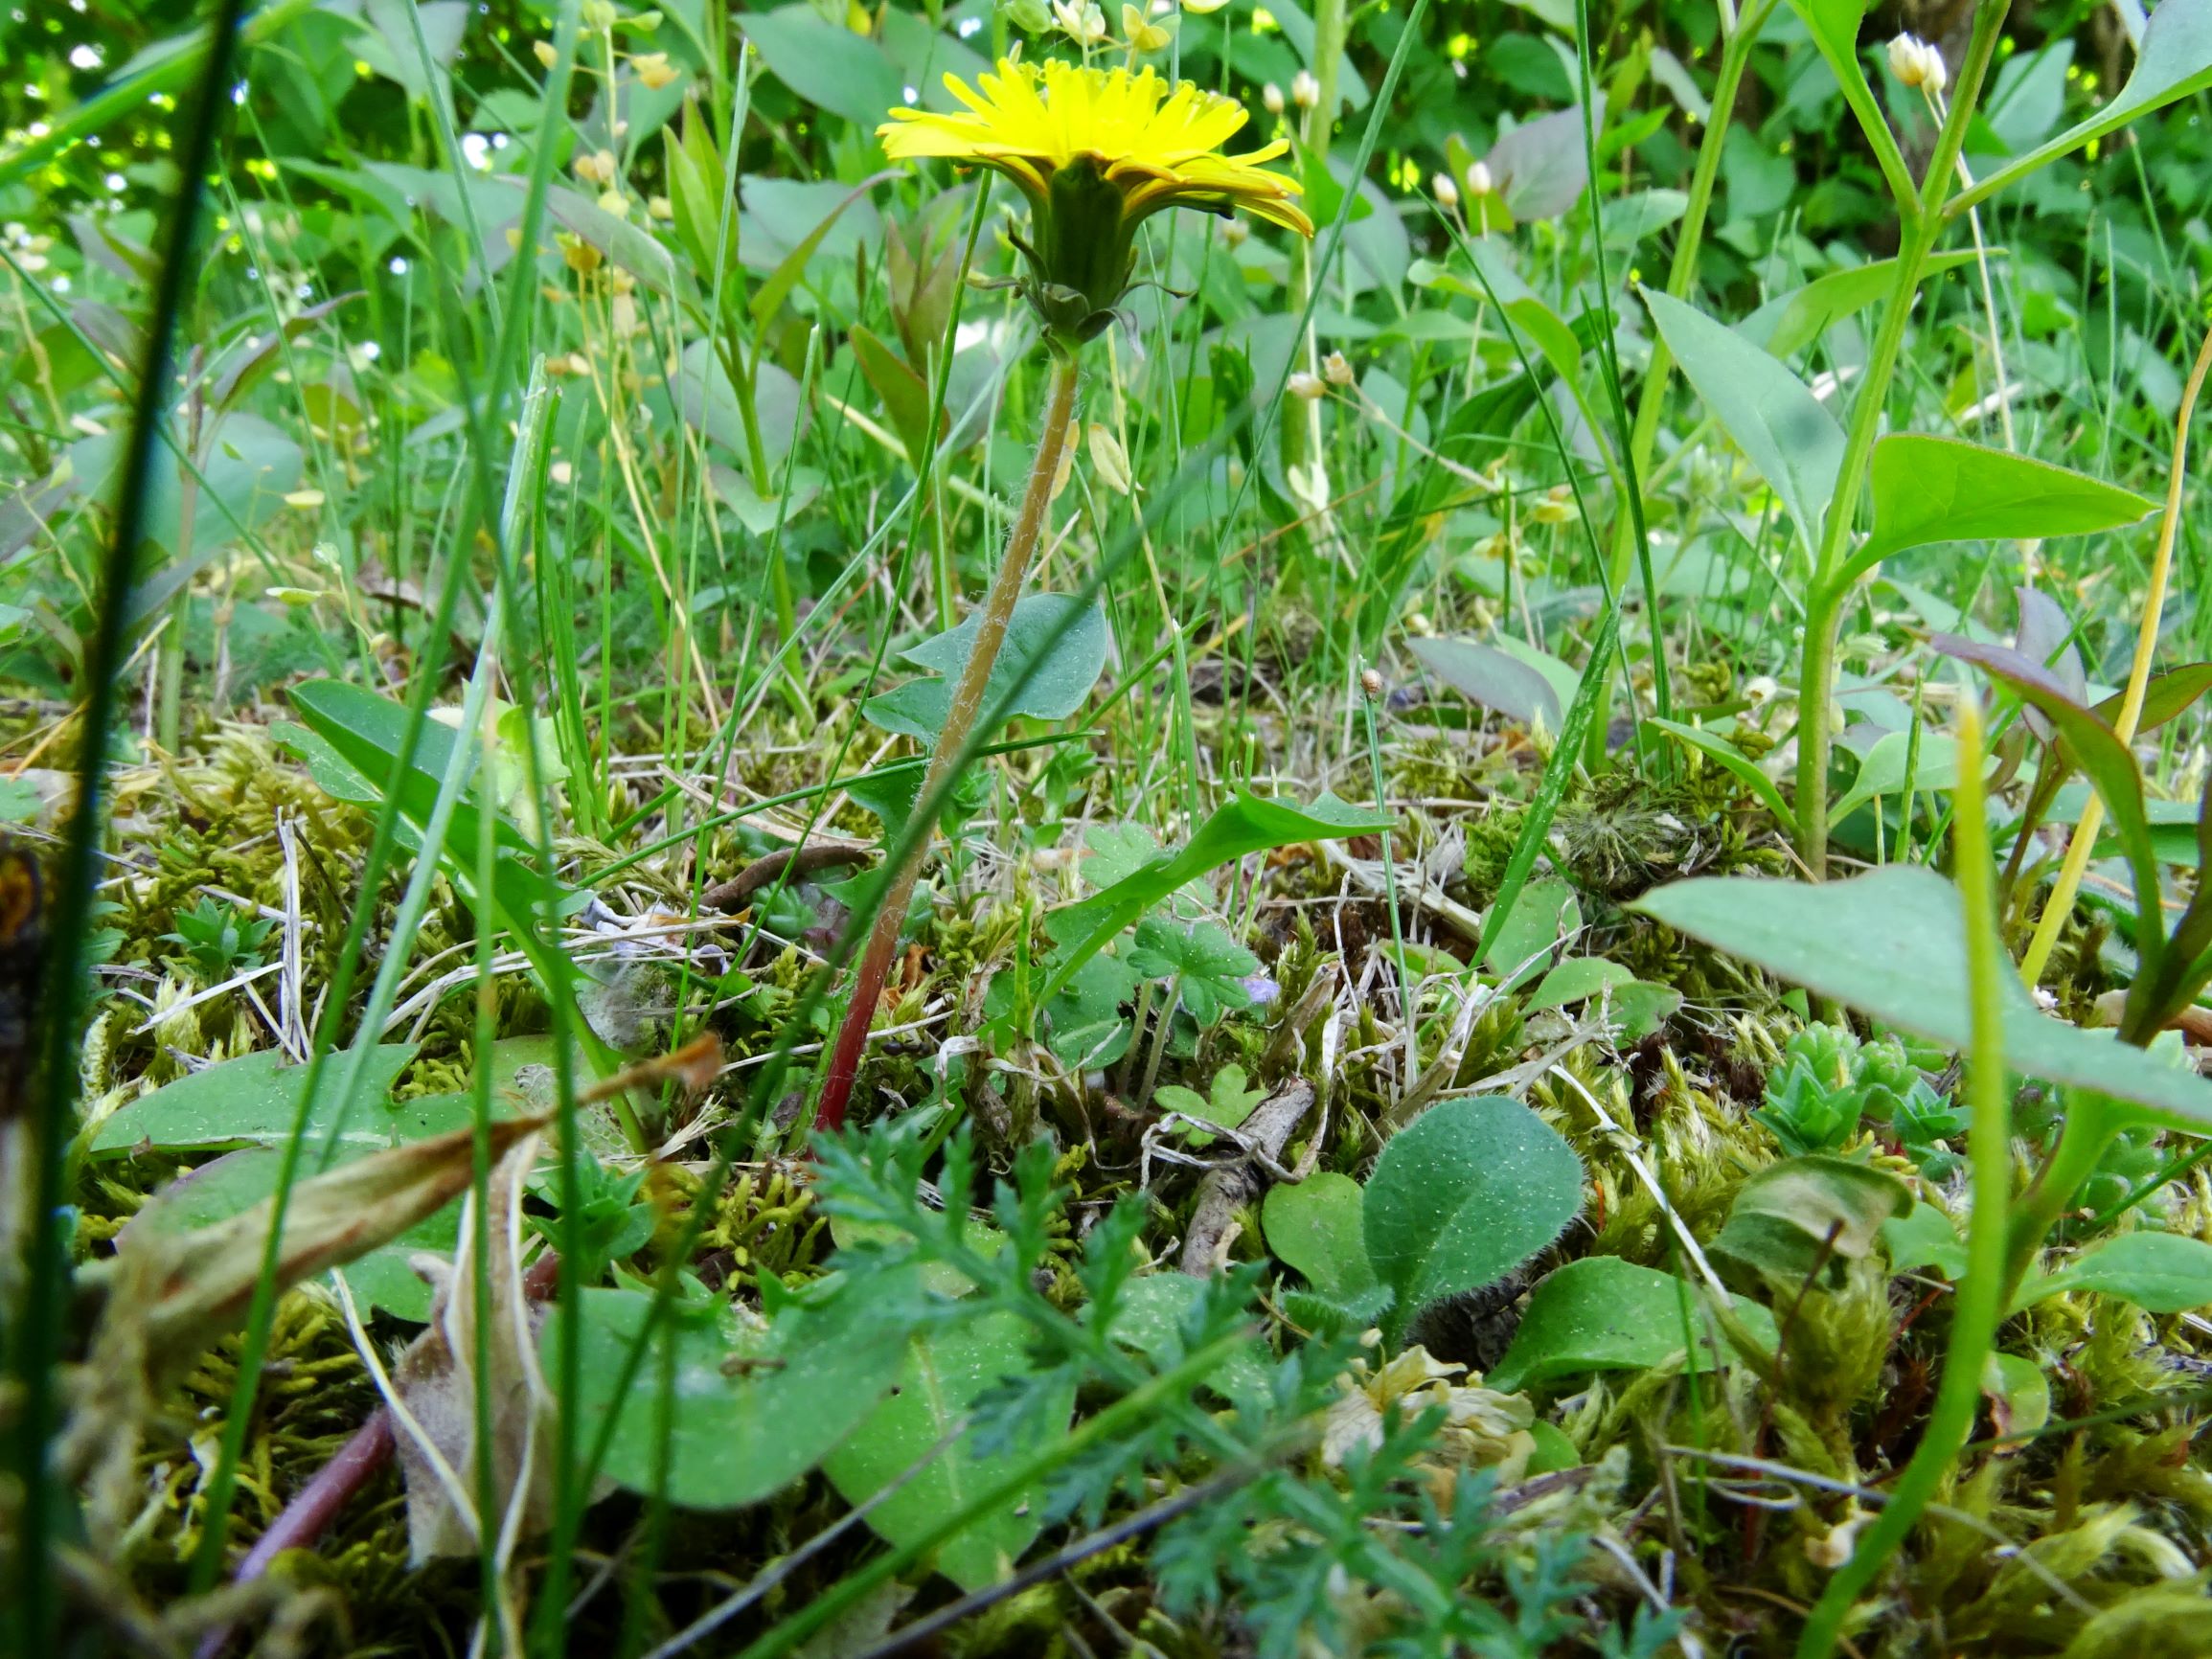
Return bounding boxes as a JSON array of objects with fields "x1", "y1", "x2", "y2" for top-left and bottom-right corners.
[
  {"x1": 1642, "y1": 287, "x2": 1844, "y2": 551},
  {"x1": 1631, "y1": 868, "x2": 2212, "y2": 1130},
  {"x1": 1846, "y1": 435, "x2": 2154, "y2": 581}
]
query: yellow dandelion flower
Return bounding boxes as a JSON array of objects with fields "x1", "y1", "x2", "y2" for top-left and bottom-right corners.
[{"x1": 878, "y1": 57, "x2": 1311, "y2": 347}]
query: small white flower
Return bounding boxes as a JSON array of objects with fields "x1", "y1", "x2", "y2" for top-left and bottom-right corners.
[
  {"x1": 1290, "y1": 69, "x2": 1319, "y2": 110},
  {"x1": 1322, "y1": 351, "x2": 1354, "y2": 386},
  {"x1": 1262, "y1": 81, "x2": 1286, "y2": 117},
  {"x1": 1053, "y1": 0, "x2": 1108, "y2": 42},
  {"x1": 1468, "y1": 158, "x2": 1494, "y2": 197},
  {"x1": 1287, "y1": 371, "x2": 1326, "y2": 401},
  {"x1": 1431, "y1": 170, "x2": 1460, "y2": 209}
]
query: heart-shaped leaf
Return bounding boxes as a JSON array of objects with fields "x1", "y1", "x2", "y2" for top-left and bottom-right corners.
[
  {"x1": 1261, "y1": 1173, "x2": 1378, "y2": 1302},
  {"x1": 862, "y1": 594, "x2": 1109, "y2": 741},
  {"x1": 548, "y1": 1276, "x2": 918, "y2": 1510}
]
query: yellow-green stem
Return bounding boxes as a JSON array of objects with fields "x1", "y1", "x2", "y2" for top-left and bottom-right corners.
[
  {"x1": 812, "y1": 351, "x2": 1082, "y2": 1133},
  {"x1": 2018, "y1": 319, "x2": 2212, "y2": 983},
  {"x1": 1795, "y1": 0, "x2": 2007, "y2": 875},
  {"x1": 1795, "y1": 700, "x2": 2010, "y2": 1657}
]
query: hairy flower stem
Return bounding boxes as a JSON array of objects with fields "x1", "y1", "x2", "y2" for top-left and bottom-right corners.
[
  {"x1": 1794, "y1": 0, "x2": 2005, "y2": 876},
  {"x1": 1795, "y1": 701, "x2": 2010, "y2": 1659},
  {"x1": 811, "y1": 351, "x2": 1082, "y2": 1134}
]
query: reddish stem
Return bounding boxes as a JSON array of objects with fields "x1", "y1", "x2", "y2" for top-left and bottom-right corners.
[
  {"x1": 812, "y1": 352, "x2": 1083, "y2": 1135},
  {"x1": 194, "y1": 1249, "x2": 565, "y2": 1658}
]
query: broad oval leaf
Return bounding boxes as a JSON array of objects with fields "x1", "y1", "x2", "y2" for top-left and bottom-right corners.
[
  {"x1": 822, "y1": 1312, "x2": 1073, "y2": 1591},
  {"x1": 1642, "y1": 287, "x2": 1844, "y2": 552},
  {"x1": 546, "y1": 1279, "x2": 916, "y2": 1511},
  {"x1": 93, "y1": 1042, "x2": 421, "y2": 1158},
  {"x1": 1631, "y1": 867, "x2": 2212, "y2": 1131},
  {"x1": 1486, "y1": 1256, "x2": 1778, "y2": 1392},
  {"x1": 1407, "y1": 635, "x2": 1561, "y2": 729},
  {"x1": 1848, "y1": 435, "x2": 2153, "y2": 580},
  {"x1": 2015, "y1": 1230, "x2": 2212, "y2": 1314},
  {"x1": 1362, "y1": 1096, "x2": 1584, "y2": 1335},
  {"x1": 740, "y1": 4, "x2": 902, "y2": 129}
]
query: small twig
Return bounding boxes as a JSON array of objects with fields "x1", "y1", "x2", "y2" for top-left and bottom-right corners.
[
  {"x1": 1178, "y1": 1079, "x2": 1316, "y2": 1276},
  {"x1": 700, "y1": 842, "x2": 875, "y2": 913},
  {"x1": 193, "y1": 1248, "x2": 568, "y2": 1659}
]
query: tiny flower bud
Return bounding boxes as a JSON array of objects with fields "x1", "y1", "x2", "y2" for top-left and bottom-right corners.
[
  {"x1": 580, "y1": 0, "x2": 617, "y2": 28},
  {"x1": 1183, "y1": 0, "x2": 1231, "y2": 11},
  {"x1": 648, "y1": 193, "x2": 673, "y2": 220},
  {"x1": 534, "y1": 39, "x2": 558, "y2": 68},
  {"x1": 1922, "y1": 47, "x2": 1948, "y2": 95},
  {"x1": 1220, "y1": 216, "x2": 1249, "y2": 247},
  {"x1": 1291, "y1": 70, "x2": 1319, "y2": 110},
  {"x1": 1087, "y1": 422, "x2": 1133, "y2": 495},
  {"x1": 1322, "y1": 350, "x2": 1354, "y2": 386},
  {"x1": 1262, "y1": 81, "x2": 1285, "y2": 116},
  {"x1": 1431, "y1": 170, "x2": 1459, "y2": 209},
  {"x1": 1287, "y1": 371, "x2": 1325, "y2": 400},
  {"x1": 598, "y1": 189, "x2": 629, "y2": 217},
  {"x1": 1467, "y1": 159, "x2": 1494, "y2": 197},
  {"x1": 1359, "y1": 668, "x2": 1384, "y2": 698},
  {"x1": 1887, "y1": 34, "x2": 1927, "y2": 87},
  {"x1": 631, "y1": 51, "x2": 679, "y2": 90}
]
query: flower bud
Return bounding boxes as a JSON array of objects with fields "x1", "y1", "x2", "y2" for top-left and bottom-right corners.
[
  {"x1": 534, "y1": 39, "x2": 559, "y2": 68},
  {"x1": 1183, "y1": 0, "x2": 1230, "y2": 11},
  {"x1": 1287, "y1": 371, "x2": 1325, "y2": 400},
  {"x1": 1087, "y1": 422, "x2": 1133, "y2": 495},
  {"x1": 1291, "y1": 70, "x2": 1319, "y2": 110},
  {"x1": 1262, "y1": 81, "x2": 1285, "y2": 116},
  {"x1": 631, "y1": 51, "x2": 679, "y2": 90},
  {"x1": 1220, "y1": 216, "x2": 1249, "y2": 247},
  {"x1": 1431, "y1": 170, "x2": 1459, "y2": 209},
  {"x1": 1887, "y1": 34, "x2": 1931, "y2": 87},
  {"x1": 1922, "y1": 47, "x2": 1948, "y2": 95},
  {"x1": 1467, "y1": 159, "x2": 1494, "y2": 197},
  {"x1": 1322, "y1": 350, "x2": 1354, "y2": 386}
]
